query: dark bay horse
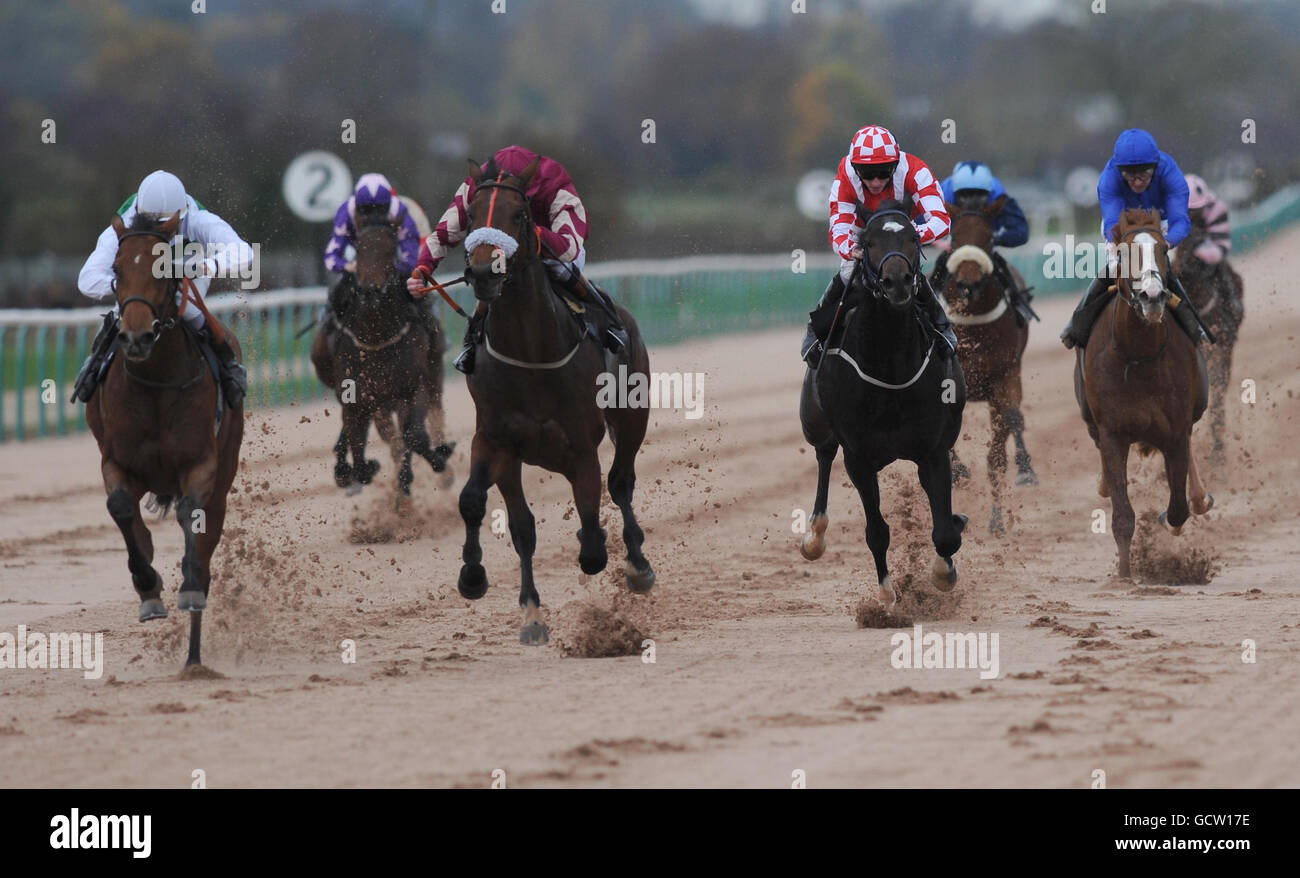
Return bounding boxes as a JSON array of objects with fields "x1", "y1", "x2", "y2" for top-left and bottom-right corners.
[
  {"x1": 311, "y1": 220, "x2": 453, "y2": 500},
  {"x1": 1076, "y1": 208, "x2": 1212, "y2": 579},
  {"x1": 84, "y1": 211, "x2": 242, "y2": 667},
  {"x1": 799, "y1": 202, "x2": 968, "y2": 606},
  {"x1": 1173, "y1": 217, "x2": 1244, "y2": 469},
  {"x1": 939, "y1": 196, "x2": 1037, "y2": 535},
  {"x1": 454, "y1": 157, "x2": 654, "y2": 644}
]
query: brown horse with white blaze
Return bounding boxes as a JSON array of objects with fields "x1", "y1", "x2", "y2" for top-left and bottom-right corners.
[
  {"x1": 85, "y1": 210, "x2": 243, "y2": 668},
  {"x1": 1075, "y1": 208, "x2": 1212, "y2": 579},
  {"x1": 938, "y1": 196, "x2": 1037, "y2": 535}
]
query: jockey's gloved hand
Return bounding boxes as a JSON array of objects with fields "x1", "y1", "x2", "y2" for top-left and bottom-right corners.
[{"x1": 406, "y1": 269, "x2": 429, "y2": 298}]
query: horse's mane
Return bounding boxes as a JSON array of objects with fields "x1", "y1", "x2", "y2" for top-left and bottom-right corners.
[{"x1": 128, "y1": 212, "x2": 171, "y2": 233}]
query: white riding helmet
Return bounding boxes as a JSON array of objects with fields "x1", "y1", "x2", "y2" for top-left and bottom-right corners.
[{"x1": 136, "y1": 170, "x2": 189, "y2": 220}]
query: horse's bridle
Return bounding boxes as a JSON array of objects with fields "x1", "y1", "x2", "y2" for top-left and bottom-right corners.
[
  {"x1": 464, "y1": 176, "x2": 537, "y2": 284},
  {"x1": 114, "y1": 227, "x2": 182, "y2": 334},
  {"x1": 1113, "y1": 224, "x2": 1170, "y2": 309},
  {"x1": 858, "y1": 209, "x2": 922, "y2": 300}
]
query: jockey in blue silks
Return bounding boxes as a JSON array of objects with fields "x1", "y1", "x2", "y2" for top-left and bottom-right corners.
[
  {"x1": 929, "y1": 160, "x2": 1036, "y2": 325},
  {"x1": 1060, "y1": 128, "x2": 1204, "y2": 348}
]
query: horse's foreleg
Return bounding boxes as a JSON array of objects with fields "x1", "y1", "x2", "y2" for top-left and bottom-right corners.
[
  {"x1": 918, "y1": 449, "x2": 965, "y2": 591},
  {"x1": 497, "y1": 460, "x2": 547, "y2": 645},
  {"x1": 103, "y1": 463, "x2": 164, "y2": 622},
  {"x1": 1099, "y1": 432, "x2": 1134, "y2": 578},
  {"x1": 571, "y1": 453, "x2": 608, "y2": 577},
  {"x1": 174, "y1": 458, "x2": 218, "y2": 666},
  {"x1": 1158, "y1": 438, "x2": 1193, "y2": 536},
  {"x1": 456, "y1": 433, "x2": 501, "y2": 600},
  {"x1": 1188, "y1": 444, "x2": 1214, "y2": 516},
  {"x1": 607, "y1": 410, "x2": 655, "y2": 593},
  {"x1": 800, "y1": 442, "x2": 837, "y2": 561},
  {"x1": 332, "y1": 427, "x2": 351, "y2": 488},
  {"x1": 342, "y1": 400, "x2": 378, "y2": 493},
  {"x1": 842, "y1": 456, "x2": 893, "y2": 605},
  {"x1": 1004, "y1": 371, "x2": 1037, "y2": 487}
]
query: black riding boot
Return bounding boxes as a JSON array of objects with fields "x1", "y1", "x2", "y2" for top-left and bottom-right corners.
[
  {"x1": 991, "y1": 251, "x2": 1036, "y2": 326},
  {"x1": 202, "y1": 326, "x2": 247, "y2": 410},
  {"x1": 454, "y1": 309, "x2": 486, "y2": 375},
  {"x1": 71, "y1": 310, "x2": 119, "y2": 403},
  {"x1": 917, "y1": 275, "x2": 958, "y2": 359},
  {"x1": 801, "y1": 273, "x2": 845, "y2": 365},
  {"x1": 1060, "y1": 275, "x2": 1113, "y2": 350},
  {"x1": 1168, "y1": 274, "x2": 1207, "y2": 345},
  {"x1": 558, "y1": 269, "x2": 628, "y2": 354}
]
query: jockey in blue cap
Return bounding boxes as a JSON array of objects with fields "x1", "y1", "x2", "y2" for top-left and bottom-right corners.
[
  {"x1": 929, "y1": 160, "x2": 1036, "y2": 326},
  {"x1": 1060, "y1": 128, "x2": 1203, "y2": 348}
]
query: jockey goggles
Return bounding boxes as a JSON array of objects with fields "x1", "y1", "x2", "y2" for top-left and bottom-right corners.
[{"x1": 854, "y1": 161, "x2": 898, "y2": 181}]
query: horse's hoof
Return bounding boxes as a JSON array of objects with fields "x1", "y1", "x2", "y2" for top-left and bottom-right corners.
[
  {"x1": 932, "y1": 555, "x2": 958, "y2": 591},
  {"x1": 1016, "y1": 468, "x2": 1039, "y2": 488},
  {"x1": 1157, "y1": 510, "x2": 1183, "y2": 536},
  {"x1": 626, "y1": 561, "x2": 656, "y2": 594},
  {"x1": 519, "y1": 621, "x2": 550, "y2": 646},
  {"x1": 877, "y1": 574, "x2": 897, "y2": 608},
  {"x1": 457, "y1": 563, "x2": 489, "y2": 600},
  {"x1": 989, "y1": 508, "x2": 1006, "y2": 536},
  {"x1": 799, "y1": 514, "x2": 828, "y2": 560},
  {"x1": 431, "y1": 442, "x2": 455, "y2": 473},
  {"x1": 176, "y1": 589, "x2": 206, "y2": 612},
  {"x1": 1195, "y1": 493, "x2": 1215, "y2": 515},
  {"x1": 577, "y1": 528, "x2": 608, "y2": 575},
  {"x1": 953, "y1": 513, "x2": 969, "y2": 532},
  {"x1": 357, "y1": 459, "x2": 381, "y2": 485},
  {"x1": 138, "y1": 598, "x2": 167, "y2": 622},
  {"x1": 334, "y1": 464, "x2": 352, "y2": 488}
]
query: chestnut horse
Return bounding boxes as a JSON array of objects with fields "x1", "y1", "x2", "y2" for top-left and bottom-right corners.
[
  {"x1": 1075, "y1": 208, "x2": 1212, "y2": 579},
  {"x1": 84, "y1": 211, "x2": 242, "y2": 667},
  {"x1": 454, "y1": 157, "x2": 655, "y2": 644},
  {"x1": 1173, "y1": 217, "x2": 1244, "y2": 470},
  {"x1": 938, "y1": 196, "x2": 1037, "y2": 535}
]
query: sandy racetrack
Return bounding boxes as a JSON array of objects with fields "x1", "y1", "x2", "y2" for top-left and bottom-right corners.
[{"x1": 1, "y1": 229, "x2": 1298, "y2": 788}]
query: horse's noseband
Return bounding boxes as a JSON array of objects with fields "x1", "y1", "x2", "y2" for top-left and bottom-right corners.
[
  {"x1": 464, "y1": 178, "x2": 535, "y2": 286},
  {"x1": 116, "y1": 227, "x2": 182, "y2": 334},
  {"x1": 859, "y1": 209, "x2": 921, "y2": 299}
]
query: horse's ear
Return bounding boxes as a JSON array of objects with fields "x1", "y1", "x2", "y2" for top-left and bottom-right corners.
[
  {"x1": 986, "y1": 194, "x2": 1007, "y2": 215},
  {"x1": 111, "y1": 214, "x2": 126, "y2": 238},
  {"x1": 161, "y1": 210, "x2": 182, "y2": 236},
  {"x1": 853, "y1": 200, "x2": 871, "y2": 223},
  {"x1": 466, "y1": 158, "x2": 482, "y2": 180},
  {"x1": 516, "y1": 156, "x2": 540, "y2": 188},
  {"x1": 484, "y1": 156, "x2": 499, "y2": 180}
]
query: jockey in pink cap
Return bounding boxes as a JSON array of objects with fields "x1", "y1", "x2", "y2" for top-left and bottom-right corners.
[{"x1": 1183, "y1": 174, "x2": 1232, "y2": 266}]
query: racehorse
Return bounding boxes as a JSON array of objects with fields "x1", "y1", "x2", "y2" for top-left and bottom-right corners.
[
  {"x1": 1173, "y1": 218, "x2": 1244, "y2": 469},
  {"x1": 1075, "y1": 208, "x2": 1213, "y2": 579},
  {"x1": 310, "y1": 218, "x2": 453, "y2": 500},
  {"x1": 454, "y1": 156, "x2": 655, "y2": 644},
  {"x1": 799, "y1": 201, "x2": 968, "y2": 606},
  {"x1": 939, "y1": 195, "x2": 1037, "y2": 535},
  {"x1": 85, "y1": 210, "x2": 242, "y2": 667}
]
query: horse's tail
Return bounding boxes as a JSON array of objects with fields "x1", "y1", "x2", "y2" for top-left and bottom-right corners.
[{"x1": 145, "y1": 493, "x2": 176, "y2": 517}]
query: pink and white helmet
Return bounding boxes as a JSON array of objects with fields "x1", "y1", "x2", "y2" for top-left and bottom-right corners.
[{"x1": 1184, "y1": 173, "x2": 1211, "y2": 210}]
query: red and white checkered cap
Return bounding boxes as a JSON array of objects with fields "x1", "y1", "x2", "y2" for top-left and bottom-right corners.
[{"x1": 848, "y1": 125, "x2": 900, "y2": 165}]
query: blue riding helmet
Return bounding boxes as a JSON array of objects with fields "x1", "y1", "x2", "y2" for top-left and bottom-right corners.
[
  {"x1": 1112, "y1": 129, "x2": 1160, "y2": 168},
  {"x1": 950, "y1": 161, "x2": 995, "y2": 193}
]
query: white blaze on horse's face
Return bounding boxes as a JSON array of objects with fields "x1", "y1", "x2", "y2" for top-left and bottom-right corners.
[
  {"x1": 1131, "y1": 231, "x2": 1167, "y2": 320},
  {"x1": 881, "y1": 221, "x2": 905, "y2": 233}
]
